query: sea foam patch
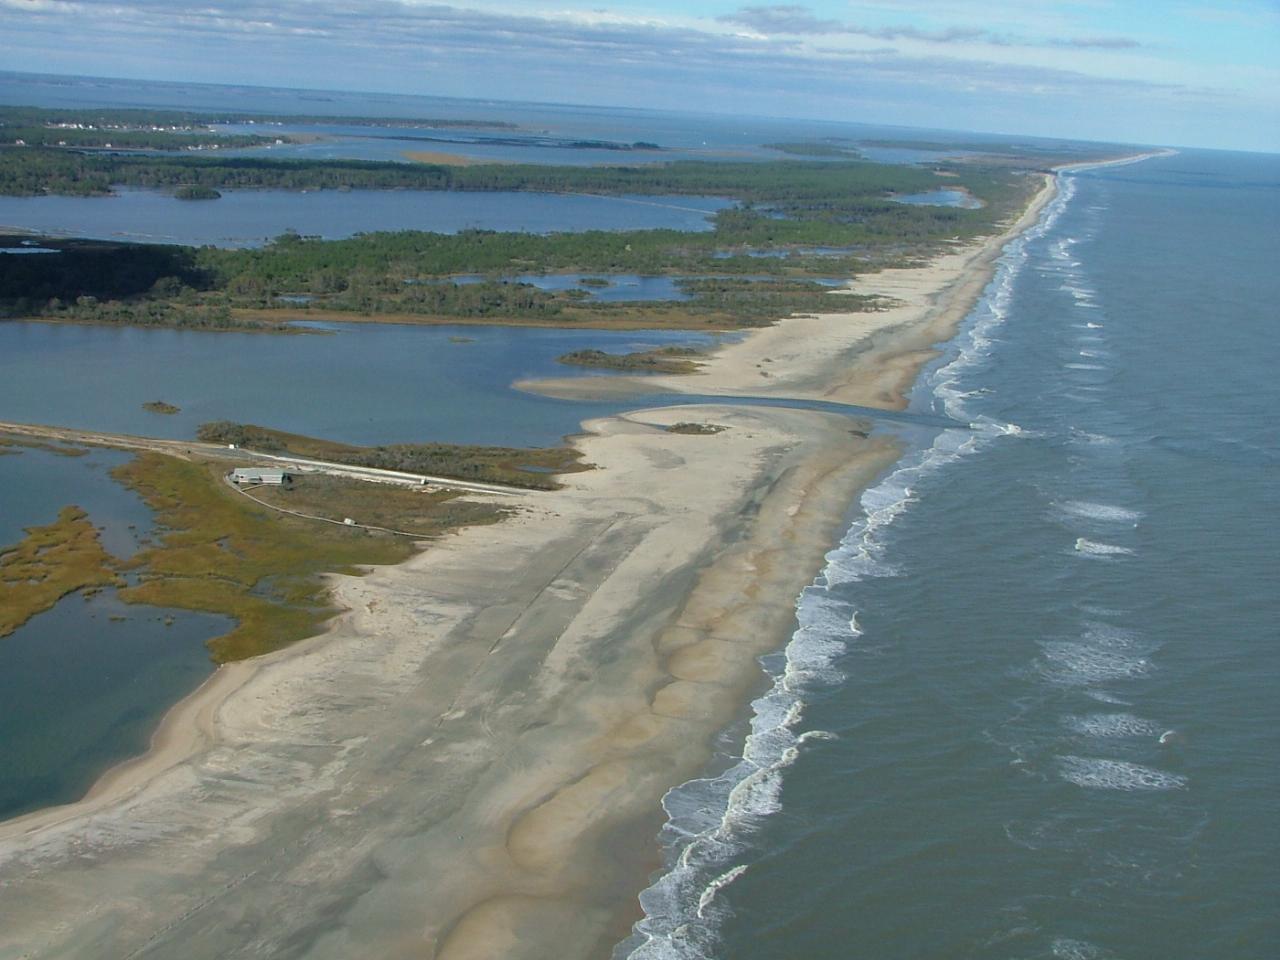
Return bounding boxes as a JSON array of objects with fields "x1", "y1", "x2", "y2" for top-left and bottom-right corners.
[
  {"x1": 1057, "y1": 756, "x2": 1187, "y2": 791},
  {"x1": 1037, "y1": 640, "x2": 1149, "y2": 684},
  {"x1": 1056, "y1": 500, "x2": 1143, "y2": 524},
  {"x1": 1074, "y1": 538, "x2": 1135, "y2": 557},
  {"x1": 1061, "y1": 712, "x2": 1162, "y2": 739}
]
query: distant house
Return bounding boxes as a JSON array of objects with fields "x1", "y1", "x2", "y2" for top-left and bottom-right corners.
[{"x1": 231, "y1": 467, "x2": 288, "y2": 486}]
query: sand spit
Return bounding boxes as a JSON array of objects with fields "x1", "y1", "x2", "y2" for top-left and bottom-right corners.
[{"x1": 0, "y1": 172, "x2": 1063, "y2": 959}]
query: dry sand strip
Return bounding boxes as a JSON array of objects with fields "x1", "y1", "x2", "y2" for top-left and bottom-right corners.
[
  {"x1": 0, "y1": 405, "x2": 896, "y2": 960},
  {"x1": 0, "y1": 171, "x2": 1071, "y2": 959},
  {"x1": 522, "y1": 171, "x2": 1059, "y2": 411}
]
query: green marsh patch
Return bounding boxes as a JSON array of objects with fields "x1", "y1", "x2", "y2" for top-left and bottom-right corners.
[
  {"x1": 0, "y1": 506, "x2": 122, "y2": 637},
  {"x1": 111, "y1": 453, "x2": 428, "y2": 662}
]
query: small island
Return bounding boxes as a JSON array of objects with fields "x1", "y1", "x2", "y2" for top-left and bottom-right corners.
[
  {"x1": 173, "y1": 185, "x2": 221, "y2": 200},
  {"x1": 666, "y1": 422, "x2": 727, "y2": 435},
  {"x1": 557, "y1": 346, "x2": 702, "y2": 374},
  {"x1": 142, "y1": 400, "x2": 181, "y2": 414}
]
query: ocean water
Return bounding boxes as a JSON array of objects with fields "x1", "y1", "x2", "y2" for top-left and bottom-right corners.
[{"x1": 620, "y1": 150, "x2": 1280, "y2": 958}]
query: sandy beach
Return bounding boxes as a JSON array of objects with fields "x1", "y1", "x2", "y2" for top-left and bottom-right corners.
[{"x1": 0, "y1": 173, "x2": 1059, "y2": 959}]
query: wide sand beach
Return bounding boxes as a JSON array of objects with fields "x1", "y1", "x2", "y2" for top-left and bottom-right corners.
[{"x1": 0, "y1": 173, "x2": 1058, "y2": 959}]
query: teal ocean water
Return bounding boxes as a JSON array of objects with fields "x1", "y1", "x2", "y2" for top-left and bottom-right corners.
[{"x1": 621, "y1": 150, "x2": 1280, "y2": 959}]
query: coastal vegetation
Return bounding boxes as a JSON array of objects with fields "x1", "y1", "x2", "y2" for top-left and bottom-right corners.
[
  {"x1": 173, "y1": 185, "x2": 221, "y2": 200},
  {"x1": 0, "y1": 442, "x2": 515, "y2": 660},
  {"x1": 0, "y1": 147, "x2": 998, "y2": 205},
  {"x1": 764, "y1": 141, "x2": 864, "y2": 159},
  {"x1": 113, "y1": 453, "x2": 419, "y2": 661},
  {"x1": 248, "y1": 474, "x2": 505, "y2": 538},
  {"x1": 666, "y1": 422, "x2": 727, "y2": 434},
  {"x1": 557, "y1": 345, "x2": 702, "y2": 373},
  {"x1": 0, "y1": 105, "x2": 276, "y2": 151},
  {"x1": 0, "y1": 433, "x2": 89, "y2": 457},
  {"x1": 195, "y1": 421, "x2": 588, "y2": 490},
  {"x1": 0, "y1": 148, "x2": 1046, "y2": 330},
  {"x1": 0, "y1": 506, "x2": 122, "y2": 637},
  {"x1": 0, "y1": 105, "x2": 514, "y2": 155}
]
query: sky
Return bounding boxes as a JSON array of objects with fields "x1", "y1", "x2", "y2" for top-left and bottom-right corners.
[{"x1": 2, "y1": 0, "x2": 1278, "y2": 151}]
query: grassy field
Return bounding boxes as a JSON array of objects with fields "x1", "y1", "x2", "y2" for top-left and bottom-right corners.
[
  {"x1": 195, "y1": 421, "x2": 590, "y2": 490},
  {"x1": 111, "y1": 453, "x2": 444, "y2": 662},
  {"x1": 249, "y1": 473, "x2": 507, "y2": 537}
]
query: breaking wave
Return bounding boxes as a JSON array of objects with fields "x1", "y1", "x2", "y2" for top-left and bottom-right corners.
[{"x1": 617, "y1": 172, "x2": 1079, "y2": 959}]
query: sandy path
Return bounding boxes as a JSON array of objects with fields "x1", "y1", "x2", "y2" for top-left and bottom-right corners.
[{"x1": 0, "y1": 172, "x2": 1065, "y2": 959}]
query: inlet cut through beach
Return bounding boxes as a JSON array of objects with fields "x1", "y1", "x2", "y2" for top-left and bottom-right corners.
[{"x1": 0, "y1": 163, "x2": 1075, "y2": 959}]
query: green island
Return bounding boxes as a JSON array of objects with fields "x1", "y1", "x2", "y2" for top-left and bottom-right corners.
[
  {"x1": 173, "y1": 185, "x2": 221, "y2": 200},
  {"x1": 665, "y1": 422, "x2": 727, "y2": 435},
  {"x1": 557, "y1": 345, "x2": 703, "y2": 374},
  {"x1": 142, "y1": 400, "x2": 182, "y2": 414}
]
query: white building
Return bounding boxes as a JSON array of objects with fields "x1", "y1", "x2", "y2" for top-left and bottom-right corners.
[{"x1": 231, "y1": 467, "x2": 288, "y2": 486}]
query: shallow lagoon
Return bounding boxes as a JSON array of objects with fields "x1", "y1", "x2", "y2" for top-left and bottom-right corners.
[
  {"x1": 0, "y1": 319, "x2": 722, "y2": 446},
  {"x1": 0, "y1": 317, "x2": 725, "y2": 819},
  {"x1": 0, "y1": 445, "x2": 230, "y2": 820},
  {"x1": 0, "y1": 187, "x2": 732, "y2": 248},
  {"x1": 891, "y1": 188, "x2": 983, "y2": 209}
]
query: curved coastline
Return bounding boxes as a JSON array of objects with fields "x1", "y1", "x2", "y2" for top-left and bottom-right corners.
[{"x1": 0, "y1": 158, "x2": 1150, "y2": 958}]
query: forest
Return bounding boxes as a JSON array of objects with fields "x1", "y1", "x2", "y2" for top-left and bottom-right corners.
[{"x1": 0, "y1": 151, "x2": 1039, "y2": 329}]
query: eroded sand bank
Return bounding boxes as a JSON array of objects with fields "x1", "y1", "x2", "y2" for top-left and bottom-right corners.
[{"x1": 0, "y1": 175, "x2": 1057, "y2": 960}]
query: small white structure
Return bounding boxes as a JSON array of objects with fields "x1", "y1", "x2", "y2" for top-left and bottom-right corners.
[{"x1": 232, "y1": 467, "x2": 288, "y2": 486}]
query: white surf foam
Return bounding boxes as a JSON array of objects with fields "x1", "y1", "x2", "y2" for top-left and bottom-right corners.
[
  {"x1": 1057, "y1": 756, "x2": 1188, "y2": 791},
  {"x1": 1068, "y1": 428, "x2": 1118, "y2": 446},
  {"x1": 1037, "y1": 641, "x2": 1149, "y2": 684},
  {"x1": 1085, "y1": 689, "x2": 1133, "y2": 706},
  {"x1": 619, "y1": 172, "x2": 1082, "y2": 960},
  {"x1": 1061, "y1": 712, "x2": 1162, "y2": 739},
  {"x1": 1056, "y1": 500, "x2": 1143, "y2": 524},
  {"x1": 696, "y1": 865, "x2": 747, "y2": 919},
  {"x1": 1051, "y1": 937, "x2": 1112, "y2": 959},
  {"x1": 1074, "y1": 538, "x2": 1135, "y2": 557}
]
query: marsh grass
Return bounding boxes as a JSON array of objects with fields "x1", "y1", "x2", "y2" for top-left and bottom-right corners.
[
  {"x1": 251, "y1": 473, "x2": 506, "y2": 537},
  {"x1": 0, "y1": 506, "x2": 122, "y2": 636},
  {"x1": 113, "y1": 453, "x2": 422, "y2": 662},
  {"x1": 195, "y1": 422, "x2": 588, "y2": 490}
]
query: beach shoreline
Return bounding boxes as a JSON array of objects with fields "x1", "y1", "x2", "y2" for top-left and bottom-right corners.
[{"x1": 0, "y1": 163, "x2": 1076, "y2": 959}]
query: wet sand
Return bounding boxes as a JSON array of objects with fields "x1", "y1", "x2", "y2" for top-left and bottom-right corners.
[{"x1": 0, "y1": 175, "x2": 1059, "y2": 959}]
